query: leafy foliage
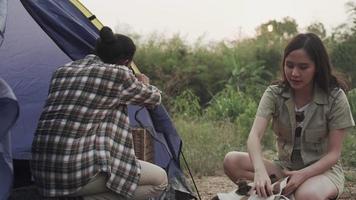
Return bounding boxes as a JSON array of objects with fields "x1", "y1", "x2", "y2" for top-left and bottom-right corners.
[
  {"x1": 171, "y1": 90, "x2": 201, "y2": 118},
  {"x1": 204, "y1": 86, "x2": 257, "y2": 122},
  {"x1": 128, "y1": 12, "x2": 356, "y2": 174}
]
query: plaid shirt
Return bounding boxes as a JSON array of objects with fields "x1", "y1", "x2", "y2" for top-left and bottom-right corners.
[{"x1": 31, "y1": 55, "x2": 161, "y2": 198}]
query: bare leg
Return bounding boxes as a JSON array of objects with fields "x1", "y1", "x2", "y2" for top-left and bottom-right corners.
[
  {"x1": 223, "y1": 151, "x2": 284, "y2": 183},
  {"x1": 294, "y1": 175, "x2": 338, "y2": 200}
]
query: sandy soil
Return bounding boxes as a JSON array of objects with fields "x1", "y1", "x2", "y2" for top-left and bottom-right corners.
[{"x1": 194, "y1": 173, "x2": 356, "y2": 200}]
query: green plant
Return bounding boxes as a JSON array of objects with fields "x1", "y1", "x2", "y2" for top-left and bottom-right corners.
[
  {"x1": 348, "y1": 89, "x2": 356, "y2": 120},
  {"x1": 205, "y1": 86, "x2": 258, "y2": 122},
  {"x1": 342, "y1": 129, "x2": 356, "y2": 167},
  {"x1": 171, "y1": 89, "x2": 201, "y2": 118}
]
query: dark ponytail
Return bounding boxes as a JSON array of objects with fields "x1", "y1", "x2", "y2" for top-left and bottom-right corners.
[{"x1": 95, "y1": 26, "x2": 136, "y2": 64}]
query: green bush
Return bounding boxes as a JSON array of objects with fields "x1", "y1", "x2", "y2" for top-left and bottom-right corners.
[
  {"x1": 347, "y1": 88, "x2": 356, "y2": 120},
  {"x1": 204, "y1": 86, "x2": 258, "y2": 122},
  {"x1": 342, "y1": 129, "x2": 356, "y2": 167},
  {"x1": 171, "y1": 90, "x2": 201, "y2": 118}
]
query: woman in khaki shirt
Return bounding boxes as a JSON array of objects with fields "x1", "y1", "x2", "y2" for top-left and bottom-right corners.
[{"x1": 223, "y1": 33, "x2": 354, "y2": 200}]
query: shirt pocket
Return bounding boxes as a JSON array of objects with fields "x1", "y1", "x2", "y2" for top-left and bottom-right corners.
[
  {"x1": 275, "y1": 123, "x2": 293, "y2": 142},
  {"x1": 304, "y1": 128, "x2": 327, "y2": 153},
  {"x1": 275, "y1": 124, "x2": 293, "y2": 161}
]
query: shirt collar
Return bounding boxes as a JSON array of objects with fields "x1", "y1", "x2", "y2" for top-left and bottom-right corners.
[
  {"x1": 85, "y1": 54, "x2": 101, "y2": 61},
  {"x1": 281, "y1": 84, "x2": 328, "y2": 105}
]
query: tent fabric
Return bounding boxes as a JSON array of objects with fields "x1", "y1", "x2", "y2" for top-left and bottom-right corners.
[
  {"x1": 20, "y1": 0, "x2": 99, "y2": 61},
  {"x1": 128, "y1": 106, "x2": 177, "y2": 167},
  {"x1": 148, "y1": 106, "x2": 196, "y2": 199},
  {"x1": 68, "y1": 0, "x2": 104, "y2": 30},
  {"x1": 0, "y1": 79, "x2": 19, "y2": 200},
  {"x1": 0, "y1": 0, "x2": 71, "y2": 159},
  {"x1": 148, "y1": 105, "x2": 182, "y2": 164},
  {"x1": 0, "y1": 0, "x2": 6, "y2": 46},
  {"x1": 0, "y1": 0, "x2": 196, "y2": 199},
  {"x1": 129, "y1": 106, "x2": 196, "y2": 199}
]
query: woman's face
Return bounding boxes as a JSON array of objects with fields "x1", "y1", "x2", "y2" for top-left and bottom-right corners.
[{"x1": 284, "y1": 49, "x2": 316, "y2": 92}]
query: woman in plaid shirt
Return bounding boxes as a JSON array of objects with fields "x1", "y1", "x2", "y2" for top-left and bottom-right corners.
[{"x1": 31, "y1": 27, "x2": 167, "y2": 200}]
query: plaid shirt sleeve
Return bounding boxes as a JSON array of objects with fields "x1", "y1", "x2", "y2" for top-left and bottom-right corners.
[{"x1": 114, "y1": 68, "x2": 162, "y2": 107}]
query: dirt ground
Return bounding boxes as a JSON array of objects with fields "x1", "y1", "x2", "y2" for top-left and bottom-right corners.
[{"x1": 194, "y1": 170, "x2": 356, "y2": 200}]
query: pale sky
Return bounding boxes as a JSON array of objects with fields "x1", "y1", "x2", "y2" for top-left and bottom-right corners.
[{"x1": 81, "y1": 0, "x2": 353, "y2": 42}]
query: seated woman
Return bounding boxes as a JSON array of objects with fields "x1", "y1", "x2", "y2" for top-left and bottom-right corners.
[
  {"x1": 223, "y1": 33, "x2": 354, "y2": 200},
  {"x1": 31, "y1": 27, "x2": 167, "y2": 200}
]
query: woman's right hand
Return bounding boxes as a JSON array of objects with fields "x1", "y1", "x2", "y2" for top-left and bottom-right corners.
[
  {"x1": 247, "y1": 116, "x2": 273, "y2": 197},
  {"x1": 254, "y1": 169, "x2": 273, "y2": 198},
  {"x1": 136, "y1": 74, "x2": 150, "y2": 85}
]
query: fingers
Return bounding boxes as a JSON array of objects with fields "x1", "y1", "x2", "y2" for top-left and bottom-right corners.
[
  {"x1": 266, "y1": 182, "x2": 273, "y2": 196},
  {"x1": 136, "y1": 74, "x2": 150, "y2": 85},
  {"x1": 281, "y1": 170, "x2": 297, "y2": 196},
  {"x1": 255, "y1": 181, "x2": 272, "y2": 198},
  {"x1": 283, "y1": 169, "x2": 291, "y2": 176},
  {"x1": 255, "y1": 182, "x2": 264, "y2": 198},
  {"x1": 282, "y1": 180, "x2": 295, "y2": 196}
]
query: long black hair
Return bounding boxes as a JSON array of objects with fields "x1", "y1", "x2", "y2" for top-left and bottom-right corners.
[{"x1": 278, "y1": 33, "x2": 349, "y2": 94}]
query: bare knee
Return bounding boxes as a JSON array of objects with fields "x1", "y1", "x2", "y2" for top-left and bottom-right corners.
[
  {"x1": 294, "y1": 175, "x2": 338, "y2": 200},
  {"x1": 223, "y1": 151, "x2": 248, "y2": 179},
  {"x1": 223, "y1": 151, "x2": 240, "y2": 171},
  {"x1": 295, "y1": 187, "x2": 325, "y2": 200}
]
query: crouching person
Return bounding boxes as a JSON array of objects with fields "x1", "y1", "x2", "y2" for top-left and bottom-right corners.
[
  {"x1": 31, "y1": 26, "x2": 167, "y2": 200},
  {"x1": 223, "y1": 33, "x2": 354, "y2": 200}
]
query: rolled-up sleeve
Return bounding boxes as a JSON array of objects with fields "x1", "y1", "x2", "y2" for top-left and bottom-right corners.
[
  {"x1": 328, "y1": 90, "x2": 355, "y2": 131},
  {"x1": 256, "y1": 86, "x2": 277, "y2": 120},
  {"x1": 117, "y1": 70, "x2": 161, "y2": 107}
]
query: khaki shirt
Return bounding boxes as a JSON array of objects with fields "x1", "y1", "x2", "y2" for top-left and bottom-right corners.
[{"x1": 256, "y1": 85, "x2": 355, "y2": 168}]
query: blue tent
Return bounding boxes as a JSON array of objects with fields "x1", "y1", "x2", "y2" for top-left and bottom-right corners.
[{"x1": 0, "y1": 0, "x2": 196, "y2": 199}]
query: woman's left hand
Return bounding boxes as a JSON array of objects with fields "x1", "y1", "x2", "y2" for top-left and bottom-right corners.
[{"x1": 282, "y1": 170, "x2": 307, "y2": 196}]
